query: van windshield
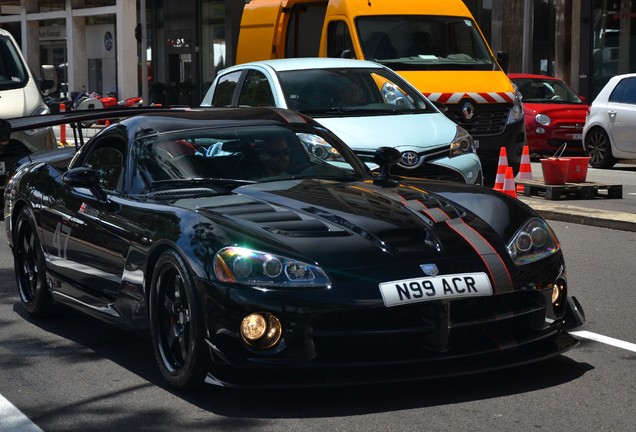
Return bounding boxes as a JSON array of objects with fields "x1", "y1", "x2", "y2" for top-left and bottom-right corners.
[
  {"x1": 357, "y1": 15, "x2": 497, "y2": 71},
  {"x1": 0, "y1": 34, "x2": 29, "y2": 90},
  {"x1": 277, "y1": 67, "x2": 435, "y2": 116}
]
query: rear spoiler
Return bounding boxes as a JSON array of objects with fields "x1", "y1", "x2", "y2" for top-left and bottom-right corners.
[{"x1": 0, "y1": 107, "x2": 186, "y2": 134}]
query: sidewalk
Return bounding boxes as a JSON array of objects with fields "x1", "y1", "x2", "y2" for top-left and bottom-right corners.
[{"x1": 519, "y1": 196, "x2": 636, "y2": 232}]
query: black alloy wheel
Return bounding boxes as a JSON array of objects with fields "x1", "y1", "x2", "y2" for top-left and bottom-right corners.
[
  {"x1": 13, "y1": 207, "x2": 54, "y2": 316},
  {"x1": 149, "y1": 250, "x2": 209, "y2": 388},
  {"x1": 585, "y1": 127, "x2": 616, "y2": 168}
]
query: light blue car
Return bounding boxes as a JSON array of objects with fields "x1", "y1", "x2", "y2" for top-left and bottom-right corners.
[{"x1": 201, "y1": 58, "x2": 483, "y2": 185}]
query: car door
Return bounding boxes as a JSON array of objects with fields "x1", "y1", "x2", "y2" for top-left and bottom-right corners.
[
  {"x1": 43, "y1": 135, "x2": 129, "y2": 302},
  {"x1": 608, "y1": 76, "x2": 636, "y2": 155}
]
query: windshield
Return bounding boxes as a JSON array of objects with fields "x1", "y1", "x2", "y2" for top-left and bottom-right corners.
[
  {"x1": 356, "y1": 15, "x2": 496, "y2": 71},
  {"x1": 130, "y1": 125, "x2": 367, "y2": 194},
  {"x1": 512, "y1": 78, "x2": 584, "y2": 104},
  {"x1": 0, "y1": 34, "x2": 28, "y2": 90},
  {"x1": 277, "y1": 67, "x2": 434, "y2": 115}
]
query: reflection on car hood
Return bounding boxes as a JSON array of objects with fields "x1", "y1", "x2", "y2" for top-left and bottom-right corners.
[
  {"x1": 185, "y1": 179, "x2": 514, "y2": 268},
  {"x1": 315, "y1": 113, "x2": 455, "y2": 153}
]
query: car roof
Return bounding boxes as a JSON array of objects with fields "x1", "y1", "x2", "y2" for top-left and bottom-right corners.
[{"x1": 225, "y1": 57, "x2": 386, "y2": 73}]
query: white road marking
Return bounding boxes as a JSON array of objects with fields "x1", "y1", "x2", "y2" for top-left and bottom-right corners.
[
  {"x1": 570, "y1": 330, "x2": 636, "y2": 353},
  {"x1": 0, "y1": 394, "x2": 43, "y2": 432}
]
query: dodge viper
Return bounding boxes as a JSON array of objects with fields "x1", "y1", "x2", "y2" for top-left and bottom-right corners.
[{"x1": 1, "y1": 107, "x2": 584, "y2": 389}]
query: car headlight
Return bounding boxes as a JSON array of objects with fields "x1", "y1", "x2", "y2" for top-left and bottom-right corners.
[
  {"x1": 506, "y1": 218, "x2": 559, "y2": 265},
  {"x1": 507, "y1": 84, "x2": 524, "y2": 124},
  {"x1": 297, "y1": 133, "x2": 345, "y2": 162},
  {"x1": 535, "y1": 113, "x2": 551, "y2": 126},
  {"x1": 25, "y1": 103, "x2": 52, "y2": 136},
  {"x1": 449, "y1": 126, "x2": 476, "y2": 158},
  {"x1": 214, "y1": 246, "x2": 331, "y2": 288}
]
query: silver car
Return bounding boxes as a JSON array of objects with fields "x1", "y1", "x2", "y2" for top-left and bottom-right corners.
[
  {"x1": 201, "y1": 58, "x2": 483, "y2": 185},
  {"x1": 583, "y1": 73, "x2": 636, "y2": 168}
]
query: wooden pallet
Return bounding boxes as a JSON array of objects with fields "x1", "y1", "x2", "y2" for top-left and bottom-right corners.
[{"x1": 517, "y1": 179, "x2": 623, "y2": 200}]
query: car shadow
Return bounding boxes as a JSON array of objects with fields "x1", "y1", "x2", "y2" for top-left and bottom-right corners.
[{"x1": 9, "y1": 296, "x2": 594, "y2": 420}]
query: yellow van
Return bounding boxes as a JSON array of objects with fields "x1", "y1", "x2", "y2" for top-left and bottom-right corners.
[{"x1": 236, "y1": 0, "x2": 526, "y2": 182}]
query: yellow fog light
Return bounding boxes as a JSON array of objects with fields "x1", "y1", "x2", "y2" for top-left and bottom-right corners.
[
  {"x1": 552, "y1": 278, "x2": 566, "y2": 308},
  {"x1": 240, "y1": 312, "x2": 283, "y2": 349}
]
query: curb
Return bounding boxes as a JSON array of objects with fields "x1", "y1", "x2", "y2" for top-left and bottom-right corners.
[{"x1": 519, "y1": 197, "x2": 636, "y2": 232}]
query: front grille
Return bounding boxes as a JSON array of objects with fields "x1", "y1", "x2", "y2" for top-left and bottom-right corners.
[
  {"x1": 309, "y1": 290, "x2": 549, "y2": 363},
  {"x1": 445, "y1": 103, "x2": 511, "y2": 136},
  {"x1": 391, "y1": 164, "x2": 465, "y2": 183}
]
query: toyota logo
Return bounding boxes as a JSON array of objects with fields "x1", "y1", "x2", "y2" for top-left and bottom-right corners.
[
  {"x1": 462, "y1": 101, "x2": 475, "y2": 120},
  {"x1": 400, "y1": 151, "x2": 419, "y2": 167}
]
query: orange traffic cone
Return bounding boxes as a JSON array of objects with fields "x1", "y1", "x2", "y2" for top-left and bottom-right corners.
[
  {"x1": 493, "y1": 147, "x2": 508, "y2": 191},
  {"x1": 502, "y1": 166, "x2": 517, "y2": 198},
  {"x1": 516, "y1": 145, "x2": 533, "y2": 193}
]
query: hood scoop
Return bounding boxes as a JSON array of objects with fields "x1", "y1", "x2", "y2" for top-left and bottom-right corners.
[{"x1": 213, "y1": 202, "x2": 348, "y2": 238}]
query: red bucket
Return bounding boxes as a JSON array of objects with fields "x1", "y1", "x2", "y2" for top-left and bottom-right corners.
[
  {"x1": 565, "y1": 156, "x2": 590, "y2": 183},
  {"x1": 540, "y1": 158, "x2": 571, "y2": 185}
]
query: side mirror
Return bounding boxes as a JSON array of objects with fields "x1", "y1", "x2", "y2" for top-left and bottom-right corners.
[
  {"x1": 431, "y1": 100, "x2": 448, "y2": 113},
  {"x1": 373, "y1": 146, "x2": 401, "y2": 187},
  {"x1": 496, "y1": 51, "x2": 509, "y2": 74},
  {"x1": 40, "y1": 64, "x2": 58, "y2": 95},
  {"x1": 63, "y1": 167, "x2": 108, "y2": 202}
]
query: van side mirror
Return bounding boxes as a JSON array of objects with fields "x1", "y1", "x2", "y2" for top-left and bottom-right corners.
[
  {"x1": 496, "y1": 51, "x2": 509, "y2": 74},
  {"x1": 40, "y1": 64, "x2": 58, "y2": 95}
]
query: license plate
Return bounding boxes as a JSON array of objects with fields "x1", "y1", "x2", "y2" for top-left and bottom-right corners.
[
  {"x1": 572, "y1": 133, "x2": 582, "y2": 140},
  {"x1": 379, "y1": 272, "x2": 492, "y2": 307}
]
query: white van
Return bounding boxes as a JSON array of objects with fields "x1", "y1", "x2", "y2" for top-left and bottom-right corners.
[{"x1": 0, "y1": 29, "x2": 56, "y2": 189}]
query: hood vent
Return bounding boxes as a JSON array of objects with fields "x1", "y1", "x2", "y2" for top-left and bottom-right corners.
[{"x1": 214, "y1": 202, "x2": 348, "y2": 238}]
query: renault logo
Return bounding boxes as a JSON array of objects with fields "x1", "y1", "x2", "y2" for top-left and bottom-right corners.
[
  {"x1": 400, "y1": 151, "x2": 419, "y2": 167},
  {"x1": 462, "y1": 101, "x2": 475, "y2": 120},
  {"x1": 420, "y1": 264, "x2": 439, "y2": 276}
]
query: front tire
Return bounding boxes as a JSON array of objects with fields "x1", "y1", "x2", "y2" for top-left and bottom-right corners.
[
  {"x1": 585, "y1": 127, "x2": 616, "y2": 168},
  {"x1": 149, "y1": 250, "x2": 209, "y2": 388},
  {"x1": 13, "y1": 207, "x2": 54, "y2": 316}
]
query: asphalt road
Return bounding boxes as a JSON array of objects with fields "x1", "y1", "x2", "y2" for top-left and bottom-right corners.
[{"x1": 0, "y1": 220, "x2": 635, "y2": 432}]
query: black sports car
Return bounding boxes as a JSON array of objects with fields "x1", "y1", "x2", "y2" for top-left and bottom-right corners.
[{"x1": 1, "y1": 107, "x2": 585, "y2": 389}]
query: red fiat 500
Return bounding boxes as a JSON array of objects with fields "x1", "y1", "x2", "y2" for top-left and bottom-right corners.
[{"x1": 509, "y1": 73, "x2": 588, "y2": 155}]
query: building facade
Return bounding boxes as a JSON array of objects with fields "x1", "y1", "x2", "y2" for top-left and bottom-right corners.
[{"x1": 1, "y1": 0, "x2": 634, "y2": 106}]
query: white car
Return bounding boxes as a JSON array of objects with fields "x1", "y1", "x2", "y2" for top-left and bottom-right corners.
[
  {"x1": 583, "y1": 73, "x2": 636, "y2": 168},
  {"x1": 201, "y1": 58, "x2": 483, "y2": 185}
]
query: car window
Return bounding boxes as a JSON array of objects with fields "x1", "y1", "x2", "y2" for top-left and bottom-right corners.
[
  {"x1": 327, "y1": 20, "x2": 354, "y2": 58},
  {"x1": 129, "y1": 125, "x2": 363, "y2": 194},
  {"x1": 277, "y1": 67, "x2": 431, "y2": 113},
  {"x1": 211, "y1": 71, "x2": 241, "y2": 107},
  {"x1": 83, "y1": 141, "x2": 125, "y2": 192},
  {"x1": 237, "y1": 70, "x2": 274, "y2": 107},
  {"x1": 608, "y1": 78, "x2": 628, "y2": 103},
  {"x1": 618, "y1": 77, "x2": 636, "y2": 104}
]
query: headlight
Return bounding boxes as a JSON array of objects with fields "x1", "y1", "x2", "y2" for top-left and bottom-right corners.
[
  {"x1": 535, "y1": 114, "x2": 551, "y2": 126},
  {"x1": 449, "y1": 126, "x2": 476, "y2": 157},
  {"x1": 214, "y1": 246, "x2": 331, "y2": 288},
  {"x1": 297, "y1": 133, "x2": 345, "y2": 162},
  {"x1": 506, "y1": 218, "x2": 559, "y2": 265},
  {"x1": 507, "y1": 83, "x2": 524, "y2": 124},
  {"x1": 25, "y1": 104, "x2": 52, "y2": 136}
]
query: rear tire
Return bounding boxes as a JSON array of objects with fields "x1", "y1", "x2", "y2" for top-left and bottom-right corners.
[
  {"x1": 13, "y1": 207, "x2": 54, "y2": 316},
  {"x1": 584, "y1": 128, "x2": 616, "y2": 168},
  {"x1": 149, "y1": 250, "x2": 210, "y2": 388}
]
